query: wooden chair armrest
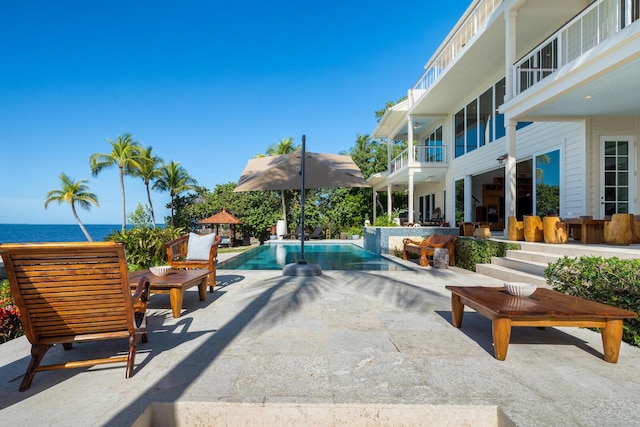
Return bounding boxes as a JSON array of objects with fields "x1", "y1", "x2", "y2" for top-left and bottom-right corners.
[
  {"x1": 208, "y1": 235, "x2": 223, "y2": 264},
  {"x1": 403, "y1": 238, "x2": 422, "y2": 246},
  {"x1": 132, "y1": 275, "x2": 151, "y2": 315}
]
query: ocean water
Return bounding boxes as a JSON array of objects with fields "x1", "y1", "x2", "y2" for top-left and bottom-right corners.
[{"x1": 0, "y1": 224, "x2": 129, "y2": 243}]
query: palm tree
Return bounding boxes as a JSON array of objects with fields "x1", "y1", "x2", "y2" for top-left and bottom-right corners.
[
  {"x1": 89, "y1": 133, "x2": 142, "y2": 232},
  {"x1": 44, "y1": 173, "x2": 99, "y2": 241},
  {"x1": 264, "y1": 137, "x2": 300, "y2": 232},
  {"x1": 153, "y1": 161, "x2": 197, "y2": 226},
  {"x1": 130, "y1": 146, "x2": 163, "y2": 228}
]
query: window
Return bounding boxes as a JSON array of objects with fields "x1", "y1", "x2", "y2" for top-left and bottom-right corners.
[
  {"x1": 479, "y1": 88, "x2": 492, "y2": 147},
  {"x1": 455, "y1": 179, "x2": 464, "y2": 223},
  {"x1": 535, "y1": 149, "x2": 560, "y2": 216},
  {"x1": 455, "y1": 111, "x2": 465, "y2": 157},
  {"x1": 466, "y1": 99, "x2": 478, "y2": 153},
  {"x1": 494, "y1": 78, "x2": 506, "y2": 140},
  {"x1": 422, "y1": 126, "x2": 443, "y2": 161},
  {"x1": 453, "y1": 77, "x2": 532, "y2": 157}
]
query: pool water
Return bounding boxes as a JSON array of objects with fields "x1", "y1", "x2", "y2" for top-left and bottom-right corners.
[{"x1": 219, "y1": 242, "x2": 412, "y2": 271}]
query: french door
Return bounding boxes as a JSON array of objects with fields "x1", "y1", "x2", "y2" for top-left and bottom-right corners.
[{"x1": 600, "y1": 137, "x2": 636, "y2": 216}]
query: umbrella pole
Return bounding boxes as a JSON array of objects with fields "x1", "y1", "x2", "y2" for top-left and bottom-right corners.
[
  {"x1": 282, "y1": 134, "x2": 322, "y2": 276},
  {"x1": 299, "y1": 135, "x2": 306, "y2": 263}
]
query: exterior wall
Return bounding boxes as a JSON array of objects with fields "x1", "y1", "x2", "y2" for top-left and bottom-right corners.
[
  {"x1": 515, "y1": 121, "x2": 586, "y2": 217},
  {"x1": 588, "y1": 116, "x2": 640, "y2": 215},
  {"x1": 363, "y1": 226, "x2": 458, "y2": 255}
]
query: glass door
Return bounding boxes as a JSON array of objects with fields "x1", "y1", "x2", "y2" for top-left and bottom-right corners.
[{"x1": 600, "y1": 137, "x2": 636, "y2": 216}]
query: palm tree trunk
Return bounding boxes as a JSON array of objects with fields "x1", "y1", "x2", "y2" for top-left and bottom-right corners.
[
  {"x1": 170, "y1": 193, "x2": 175, "y2": 227},
  {"x1": 145, "y1": 183, "x2": 156, "y2": 228},
  {"x1": 71, "y1": 203, "x2": 93, "y2": 242},
  {"x1": 119, "y1": 166, "x2": 126, "y2": 232}
]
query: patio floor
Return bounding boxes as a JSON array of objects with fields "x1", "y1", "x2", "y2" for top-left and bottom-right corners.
[{"x1": 1, "y1": 253, "x2": 639, "y2": 426}]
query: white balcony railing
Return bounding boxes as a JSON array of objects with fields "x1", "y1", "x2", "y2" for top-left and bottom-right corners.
[
  {"x1": 412, "y1": 0, "x2": 502, "y2": 92},
  {"x1": 514, "y1": 0, "x2": 636, "y2": 94},
  {"x1": 390, "y1": 146, "x2": 447, "y2": 174}
]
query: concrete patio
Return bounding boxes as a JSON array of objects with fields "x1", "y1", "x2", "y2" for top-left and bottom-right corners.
[{"x1": 1, "y1": 252, "x2": 639, "y2": 426}]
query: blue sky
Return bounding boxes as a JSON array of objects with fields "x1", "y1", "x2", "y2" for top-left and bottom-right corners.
[{"x1": 0, "y1": 0, "x2": 470, "y2": 224}]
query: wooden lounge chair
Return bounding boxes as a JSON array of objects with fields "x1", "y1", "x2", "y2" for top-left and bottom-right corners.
[
  {"x1": 165, "y1": 233, "x2": 222, "y2": 292},
  {"x1": 0, "y1": 242, "x2": 150, "y2": 392},
  {"x1": 402, "y1": 234, "x2": 457, "y2": 267}
]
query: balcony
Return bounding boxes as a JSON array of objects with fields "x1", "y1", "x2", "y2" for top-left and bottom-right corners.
[
  {"x1": 390, "y1": 146, "x2": 447, "y2": 174},
  {"x1": 412, "y1": 0, "x2": 502, "y2": 93},
  {"x1": 514, "y1": 0, "x2": 638, "y2": 95}
]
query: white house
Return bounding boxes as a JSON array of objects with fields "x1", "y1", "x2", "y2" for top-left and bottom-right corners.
[{"x1": 369, "y1": 0, "x2": 640, "y2": 231}]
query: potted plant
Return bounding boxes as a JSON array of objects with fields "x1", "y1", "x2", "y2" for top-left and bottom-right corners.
[{"x1": 347, "y1": 226, "x2": 363, "y2": 240}]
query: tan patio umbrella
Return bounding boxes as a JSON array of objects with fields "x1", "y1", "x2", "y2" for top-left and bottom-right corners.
[
  {"x1": 234, "y1": 149, "x2": 369, "y2": 191},
  {"x1": 234, "y1": 135, "x2": 369, "y2": 276},
  {"x1": 199, "y1": 207, "x2": 242, "y2": 246}
]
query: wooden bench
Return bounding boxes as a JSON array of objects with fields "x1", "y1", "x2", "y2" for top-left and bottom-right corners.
[{"x1": 402, "y1": 234, "x2": 457, "y2": 267}]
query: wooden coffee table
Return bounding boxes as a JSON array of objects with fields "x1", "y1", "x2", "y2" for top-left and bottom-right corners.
[
  {"x1": 445, "y1": 286, "x2": 637, "y2": 362},
  {"x1": 129, "y1": 269, "x2": 211, "y2": 318}
]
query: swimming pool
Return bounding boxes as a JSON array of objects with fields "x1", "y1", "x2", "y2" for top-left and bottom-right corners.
[{"x1": 218, "y1": 242, "x2": 412, "y2": 271}]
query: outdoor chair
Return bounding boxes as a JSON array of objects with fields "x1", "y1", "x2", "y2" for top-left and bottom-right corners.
[
  {"x1": 604, "y1": 213, "x2": 634, "y2": 245},
  {"x1": 0, "y1": 242, "x2": 150, "y2": 392},
  {"x1": 165, "y1": 232, "x2": 222, "y2": 292},
  {"x1": 309, "y1": 226, "x2": 324, "y2": 239}
]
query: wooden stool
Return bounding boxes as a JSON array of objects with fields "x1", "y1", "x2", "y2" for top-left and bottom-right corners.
[
  {"x1": 633, "y1": 215, "x2": 640, "y2": 244},
  {"x1": 507, "y1": 216, "x2": 524, "y2": 241},
  {"x1": 474, "y1": 224, "x2": 491, "y2": 239},
  {"x1": 604, "y1": 213, "x2": 633, "y2": 245},
  {"x1": 543, "y1": 216, "x2": 568, "y2": 244},
  {"x1": 523, "y1": 215, "x2": 543, "y2": 242}
]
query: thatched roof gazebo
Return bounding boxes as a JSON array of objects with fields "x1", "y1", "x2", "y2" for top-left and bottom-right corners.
[{"x1": 199, "y1": 207, "x2": 242, "y2": 246}]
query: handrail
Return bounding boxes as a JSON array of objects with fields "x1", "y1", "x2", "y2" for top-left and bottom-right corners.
[
  {"x1": 389, "y1": 146, "x2": 447, "y2": 174},
  {"x1": 514, "y1": 0, "x2": 634, "y2": 94},
  {"x1": 412, "y1": 0, "x2": 502, "y2": 92}
]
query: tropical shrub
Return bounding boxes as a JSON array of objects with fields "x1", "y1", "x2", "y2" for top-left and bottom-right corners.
[
  {"x1": 545, "y1": 256, "x2": 640, "y2": 347},
  {"x1": 1, "y1": 279, "x2": 23, "y2": 343},
  {"x1": 455, "y1": 237, "x2": 521, "y2": 272},
  {"x1": 106, "y1": 226, "x2": 184, "y2": 269}
]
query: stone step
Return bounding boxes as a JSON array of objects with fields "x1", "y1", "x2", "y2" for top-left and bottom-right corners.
[
  {"x1": 475, "y1": 237, "x2": 640, "y2": 286},
  {"x1": 475, "y1": 263, "x2": 548, "y2": 288},
  {"x1": 490, "y1": 256, "x2": 549, "y2": 276},
  {"x1": 505, "y1": 249, "x2": 563, "y2": 265}
]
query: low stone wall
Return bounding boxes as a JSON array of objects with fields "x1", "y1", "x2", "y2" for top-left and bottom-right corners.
[{"x1": 363, "y1": 226, "x2": 459, "y2": 255}]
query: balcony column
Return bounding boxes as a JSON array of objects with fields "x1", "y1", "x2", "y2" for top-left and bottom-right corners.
[
  {"x1": 372, "y1": 190, "x2": 377, "y2": 224},
  {"x1": 504, "y1": 9, "x2": 517, "y2": 101},
  {"x1": 408, "y1": 170, "x2": 415, "y2": 223},
  {"x1": 464, "y1": 175, "x2": 473, "y2": 222},
  {"x1": 408, "y1": 116, "x2": 415, "y2": 164},
  {"x1": 387, "y1": 183, "x2": 392, "y2": 220},
  {"x1": 505, "y1": 119, "x2": 517, "y2": 221}
]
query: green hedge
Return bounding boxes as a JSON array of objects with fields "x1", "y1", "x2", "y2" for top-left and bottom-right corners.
[
  {"x1": 545, "y1": 256, "x2": 640, "y2": 347},
  {"x1": 455, "y1": 237, "x2": 521, "y2": 272},
  {"x1": 106, "y1": 226, "x2": 184, "y2": 270}
]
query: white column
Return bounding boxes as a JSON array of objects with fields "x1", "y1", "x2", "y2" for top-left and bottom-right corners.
[
  {"x1": 505, "y1": 119, "x2": 517, "y2": 221},
  {"x1": 372, "y1": 190, "x2": 377, "y2": 224},
  {"x1": 408, "y1": 116, "x2": 415, "y2": 164},
  {"x1": 387, "y1": 184, "x2": 392, "y2": 219},
  {"x1": 464, "y1": 175, "x2": 473, "y2": 222},
  {"x1": 505, "y1": 9, "x2": 517, "y2": 101},
  {"x1": 408, "y1": 170, "x2": 415, "y2": 223}
]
